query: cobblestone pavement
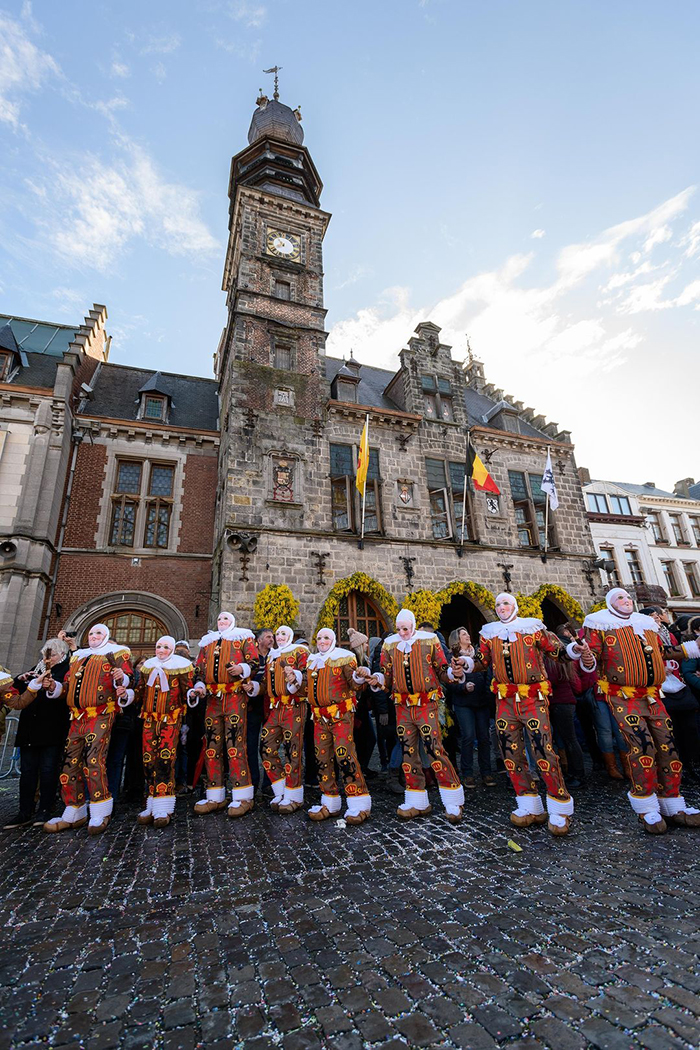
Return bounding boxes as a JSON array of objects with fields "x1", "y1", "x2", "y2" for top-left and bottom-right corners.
[{"x1": 1, "y1": 772, "x2": 700, "y2": 1050}]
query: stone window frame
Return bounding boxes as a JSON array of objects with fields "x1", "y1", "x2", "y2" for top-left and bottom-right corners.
[
  {"x1": 623, "y1": 547, "x2": 645, "y2": 586},
  {"x1": 265, "y1": 448, "x2": 304, "y2": 508},
  {"x1": 96, "y1": 444, "x2": 186, "y2": 555},
  {"x1": 424, "y1": 456, "x2": 475, "y2": 542},
  {"x1": 682, "y1": 561, "x2": 700, "y2": 598},
  {"x1": 421, "y1": 373, "x2": 455, "y2": 422},
  {"x1": 660, "y1": 559, "x2": 682, "y2": 597},
  {"x1": 136, "y1": 393, "x2": 169, "y2": 424},
  {"x1": 329, "y1": 441, "x2": 382, "y2": 536},
  {"x1": 269, "y1": 327, "x2": 298, "y2": 372},
  {"x1": 508, "y1": 469, "x2": 557, "y2": 551}
]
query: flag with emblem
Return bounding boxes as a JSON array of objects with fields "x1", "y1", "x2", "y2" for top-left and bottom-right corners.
[
  {"x1": 356, "y1": 415, "x2": 370, "y2": 496},
  {"x1": 541, "y1": 449, "x2": 559, "y2": 510},
  {"x1": 466, "y1": 432, "x2": 500, "y2": 494}
]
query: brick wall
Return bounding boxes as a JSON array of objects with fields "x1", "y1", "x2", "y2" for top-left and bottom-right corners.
[
  {"x1": 178, "y1": 451, "x2": 217, "y2": 554},
  {"x1": 63, "y1": 443, "x2": 107, "y2": 548}
]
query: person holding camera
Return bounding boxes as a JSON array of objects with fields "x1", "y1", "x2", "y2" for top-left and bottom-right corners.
[{"x1": 3, "y1": 638, "x2": 71, "y2": 829}]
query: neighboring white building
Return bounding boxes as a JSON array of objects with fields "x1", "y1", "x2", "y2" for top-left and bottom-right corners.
[{"x1": 581, "y1": 473, "x2": 700, "y2": 616}]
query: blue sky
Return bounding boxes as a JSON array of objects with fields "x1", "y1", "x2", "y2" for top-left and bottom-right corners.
[{"x1": 1, "y1": 1, "x2": 699, "y2": 487}]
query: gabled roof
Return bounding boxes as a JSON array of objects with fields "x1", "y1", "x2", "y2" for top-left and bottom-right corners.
[
  {"x1": 86, "y1": 363, "x2": 219, "y2": 430},
  {"x1": 0, "y1": 314, "x2": 79, "y2": 356},
  {"x1": 138, "y1": 371, "x2": 173, "y2": 397},
  {"x1": 0, "y1": 322, "x2": 20, "y2": 354}
]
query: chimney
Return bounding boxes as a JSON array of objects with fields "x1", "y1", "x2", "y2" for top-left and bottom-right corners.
[
  {"x1": 578, "y1": 466, "x2": 591, "y2": 486},
  {"x1": 674, "y1": 477, "x2": 695, "y2": 498}
]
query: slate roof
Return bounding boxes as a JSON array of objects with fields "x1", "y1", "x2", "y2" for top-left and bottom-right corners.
[
  {"x1": 590, "y1": 479, "x2": 700, "y2": 503},
  {"x1": 324, "y1": 356, "x2": 551, "y2": 439},
  {"x1": 689, "y1": 481, "x2": 700, "y2": 501},
  {"x1": 0, "y1": 314, "x2": 78, "y2": 355},
  {"x1": 0, "y1": 323, "x2": 20, "y2": 354},
  {"x1": 87, "y1": 363, "x2": 219, "y2": 431}
]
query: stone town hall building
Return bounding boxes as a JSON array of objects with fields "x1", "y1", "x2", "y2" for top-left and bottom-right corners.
[{"x1": 0, "y1": 91, "x2": 600, "y2": 670}]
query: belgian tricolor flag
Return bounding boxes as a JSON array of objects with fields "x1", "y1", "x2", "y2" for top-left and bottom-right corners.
[{"x1": 466, "y1": 432, "x2": 500, "y2": 494}]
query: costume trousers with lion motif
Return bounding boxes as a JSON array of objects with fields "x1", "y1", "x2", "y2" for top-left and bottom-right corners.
[
  {"x1": 495, "y1": 694, "x2": 570, "y2": 800},
  {"x1": 203, "y1": 692, "x2": 251, "y2": 791},
  {"x1": 142, "y1": 718, "x2": 181, "y2": 798},
  {"x1": 261, "y1": 702, "x2": 307, "y2": 788},
  {"x1": 604, "y1": 695, "x2": 682, "y2": 798},
  {"x1": 396, "y1": 701, "x2": 461, "y2": 791},
  {"x1": 314, "y1": 710, "x2": 368, "y2": 797},
  {"x1": 60, "y1": 711, "x2": 115, "y2": 807}
]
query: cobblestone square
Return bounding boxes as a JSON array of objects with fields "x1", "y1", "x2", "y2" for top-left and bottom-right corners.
[{"x1": 1, "y1": 774, "x2": 699, "y2": 1050}]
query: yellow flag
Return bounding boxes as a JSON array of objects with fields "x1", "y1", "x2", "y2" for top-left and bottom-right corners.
[{"x1": 356, "y1": 415, "x2": 369, "y2": 496}]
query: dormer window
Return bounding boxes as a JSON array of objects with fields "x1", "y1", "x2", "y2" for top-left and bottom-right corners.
[
  {"x1": 421, "y1": 375, "x2": 454, "y2": 420},
  {"x1": 144, "y1": 395, "x2": 166, "y2": 420},
  {"x1": 0, "y1": 351, "x2": 14, "y2": 382},
  {"x1": 336, "y1": 379, "x2": 358, "y2": 403}
]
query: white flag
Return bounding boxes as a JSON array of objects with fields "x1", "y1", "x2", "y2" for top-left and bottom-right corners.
[{"x1": 541, "y1": 451, "x2": 559, "y2": 510}]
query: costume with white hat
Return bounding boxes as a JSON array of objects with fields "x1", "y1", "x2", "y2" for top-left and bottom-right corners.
[
  {"x1": 188, "y1": 611, "x2": 260, "y2": 818},
  {"x1": 44, "y1": 624, "x2": 132, "y2": 836},
  {"x1": 120, "y1": 636, "x2": 194, "y2": 828},
  {"x1": 464, "y1": 594, "x2": 573, "y2": 835},
  {"x1": 578, "y1": 588, "x2": 700, "y2": 833},
  {"x1": 375, "y1": 610, "x2": 464, "y2": 823}
]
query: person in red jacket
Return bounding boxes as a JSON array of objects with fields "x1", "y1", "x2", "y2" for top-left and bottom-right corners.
[{"x1": 544, "y1": 652, "x2": 596, "y2": 790}]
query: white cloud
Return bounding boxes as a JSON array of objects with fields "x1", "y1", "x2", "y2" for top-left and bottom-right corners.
[
  {"x1": 31, "y1": 138, "x2": 218, "y2": 271},
  {"x1": 0, "y1": 10, "x2": 59, "y2": 128},
  {"x1": 136, "y1": 32, "x2": 181, "y2": 55},
  {"x1": 111, "y1": 60, "x2": 130, "y2": 78},
  {"x1": 531, "y1": 228, "x2": 546, "y2": 239},
  {"x1": 681, "y1": 220, "x2": 700, "y2": 258},
  {"x1": 227, "y1": 1, "x2": 267, "y2": 28},
  {"x1": 152, "y1": 61, "x2": 167, "y2": 82}
]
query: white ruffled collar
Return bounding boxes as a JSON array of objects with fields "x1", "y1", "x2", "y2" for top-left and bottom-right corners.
[
  {"x1": 74, "y1": 640, "x2": 130, "y2": 660},
  {"x1": 268, "y1": 641, "x2": 307, "y2": 661},
  {"x1": 384, "y1": 629, "x2": 436, "y2": 654},
  {"x1": 583, "y1": 609, "x2": 659, "y2": 639},
  {"x1": 307, "y1": 646, "x2": 355, "y2": 670},
  {"x1": 141, "y1": 654, "x2": 192, "y2": 672},
  {"x1": 480, "y1": 617, "x2": 546, "y2": 642},
  {"x1": 198, "y1": 626, "x2": 255, "y2": 648}
]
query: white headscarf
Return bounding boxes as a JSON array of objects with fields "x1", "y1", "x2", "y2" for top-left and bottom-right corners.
[
  {"x1": 141, "y1": 636, "x2": 192, "y2": 692},
  {"x1": 307, "y1": 629, "x2": 354, "y2": 670},
  {"x1": 268, "y1": 625, "x2": 306, "y2": 661},
  {"x1": 199, "y1": 610, "x2": 255, "y2": 648},
  {"x1": 583, "y1": 587, "x2": 659, "y2": 639},
  {"x1": 75, "y1": 623, "x2": 131, "y2": 660},
  {"x1": 384, "y1": 608, "x2": 437, "y2": 653},
  {"x1": 480, "y1": 593, "x2": 546, "y2": 641}
]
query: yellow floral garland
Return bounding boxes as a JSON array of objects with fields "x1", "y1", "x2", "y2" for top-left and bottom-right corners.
[
  {"x1": 253, "y1": 583, "x2": 300, "y2": 630},
  {"x1": 314, "y1": 572, "x2": 400, "y2": 640},
  {"x1": 401, "y1": 590, "x2": 443, "y2": 628},
  {"x1": 587, "y1": 599, "x2": 606, "y2": 613},
  {"x1": 436, "y1": 580, "x2": 496, "y2": 613},
  {"x1": 530, "y1": 583, "x2": 584, "y2": 624}
]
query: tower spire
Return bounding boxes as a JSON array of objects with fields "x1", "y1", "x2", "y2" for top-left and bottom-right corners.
[{"x1": 263, "y1": 64, "x2": 282, "y2": 101}]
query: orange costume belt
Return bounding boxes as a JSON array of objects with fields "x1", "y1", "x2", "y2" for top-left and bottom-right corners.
[
  {"x1": 140, "y1": 706, "x2": 186, "y2": 724},
  {"x1": 311, "y1": 698, "x2": 356, "y2": 722},
  {"x1": 393, "y1": 689, "x2": 440, "y2": 708},
  {"x1": 491, "y1": 681, "x2": 551, "y2": 701},
  {"x1": 69, "y1": 700, "x2": 116, "y2": 720},
  {"x1": 269, "y1": 693, "x2": 305, "y2": 708},
  {"x1": 598, "y1": 681, "x2": 661, "y2": 704},
  {"x1": 207, "y1": 682, "x2": 243, "y2": 697}
]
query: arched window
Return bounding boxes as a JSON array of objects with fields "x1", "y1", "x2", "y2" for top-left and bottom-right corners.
[
  {"x1": 335, "y1": 592, "x2": 386, "y2": 644},
  {"x1": 87, "y1": 610, "x2": 167, "y2": 658}
]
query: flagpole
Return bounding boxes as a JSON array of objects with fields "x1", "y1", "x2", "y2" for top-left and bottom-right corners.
[
  {"x1": 542, "y1": 444, "x2": 550, "y2": 564},
  {"x1": 458, "y1": 430, "x2": 470, "y2": 558}
]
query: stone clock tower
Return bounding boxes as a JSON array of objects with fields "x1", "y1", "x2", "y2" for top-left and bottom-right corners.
[{"x1": 214, "y1": 88, "x2": 331, "y2": 618}]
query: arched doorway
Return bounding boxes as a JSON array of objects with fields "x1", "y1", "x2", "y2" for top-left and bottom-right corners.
[
  {"x1": 439, "y1": 595, "x2": 487, "y2": 647},
  {"x1": 335, "y1": 591, "x2": 387, "y2": 644},
  {"x1": 80, "y1": 610, "x2": 167, "y2": 661},
  {"x1": 541, "y1": 597, "x2": 568, "y2": 631}
]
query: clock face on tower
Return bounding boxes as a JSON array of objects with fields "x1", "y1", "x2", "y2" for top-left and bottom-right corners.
[{"x1": 266, "y1": 228, "x2": 301, "y2": 261}]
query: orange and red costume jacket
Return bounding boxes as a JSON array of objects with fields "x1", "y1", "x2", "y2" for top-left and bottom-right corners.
[
  {"x1": 1, "y1": 666, "x2": 18, "y2": 706},
  {"x1": 300, "y1": 653, "x2": 361, "y2": 722},
  {"x1": 379, "y1": 635, "x2": 448, "y2": 706},
  {"x1": 134, "y1": 661, "x2": 194, "y2": 723},
  {"x1": 195, "y1": 636, "x2": 259, "y2": 696},
  {"x1": 64, "y1": 648, "x2": 132, "y2": 719},
  {"x1": 583, "y1": 623, "x2": 666, "y2": 702},
  {"x1": 263, "y1": 644, "x2": 309, "y2": 708},
  {"x1": 474, "y1": 627, "x2": 560, "y2": 700}
]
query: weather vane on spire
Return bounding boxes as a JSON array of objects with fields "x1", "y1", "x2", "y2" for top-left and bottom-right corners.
[
  {"x1": 263, "y1": 65, "x2": 282, "y2": 100},
  {"x1": 465, "y1": 334, "x2": 474, "y2": 366}
]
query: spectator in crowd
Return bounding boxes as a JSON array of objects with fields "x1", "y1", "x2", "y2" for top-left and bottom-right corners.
[
  {"x1": 248, "y1": 627, "x2": 274, "y2": 793},
  {"x1": 446, "y1": 627, "x2": 495, "y2": 789},
  {"x1": 564, "y1": 624, "x2": 629, "y2": 780},
  {"x1": 3, "y1": 638, "x2": 71, "y2": 829},
  {"x1": 347, "y1": 628, "x2": 377, "y2": 779},
  {"x1": 545, "y1": 640, "x2": 595, "y2": 791},
  {"x1": 107, "y1": 655, "x2": 145, "y2": 802},
  {"x1": 370, "y1": 629, "x2": 403, "y2": 794}
]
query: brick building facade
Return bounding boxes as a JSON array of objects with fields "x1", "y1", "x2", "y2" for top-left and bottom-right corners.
[{"x1": 0, "y1": 90, "x2": 602, "y2": 670}]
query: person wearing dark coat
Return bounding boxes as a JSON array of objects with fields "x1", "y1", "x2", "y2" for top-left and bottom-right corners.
[
  {"x1": 445, "y1": 627, "x2": 495, "y2": 788},
  {"x1": 3, "y1": 638, "x2": 71, "y2": 828}
]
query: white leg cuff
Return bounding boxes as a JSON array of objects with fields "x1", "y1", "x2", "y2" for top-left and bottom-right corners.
[
  {"x1": 50, "y1": 804, "x2": 88, "y2": 825},
  {"x1": 281, "y1": 785, "x2": 304, "y2": 805},
  {"x1": 206, "y1": 787, "x2": 226, "y2": 803},
  {"x1": 439, "y1": 785, "x2": 465, "y2": 813},
  {"x1": 546, "y1": 794, "x2": 573, "y2": 828},
  {"x1": 153, "y1": 796, "x2": 176, "y2": 818},
  {"x1": 309, "y1": 794, "x2": 342, "y2": 815},
  {"x1": 659, "y1": 795, "x2": 700, "y2": 817},
  {"x1": 229, "y1": 784, "x2": 255, "y2": 808},
  {"x1": 271, "y1": 778, "x2": 286, "y2": 800},
  {"x1": 399, "y1": 789, "x2": 430, "y2": 812},
  {"x1": 628, "y1": 791, "x2": 664, "y2": 824},
  {"x1": 512, "y1": 794, "x2": 544, "y2": 817},
  {"x1": 139, "y1": 797, "x2": 154, "y2": 819},
  {"x1": 88, "y1": 798, "x2": 113, "y2": 825},
  {"x1": 346, "y1": 794, "x2": 372, "y2": 817}
]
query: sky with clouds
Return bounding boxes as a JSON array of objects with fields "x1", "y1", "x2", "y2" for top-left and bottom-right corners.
[{"x1": 1, "y1": 0, "x2": 699, "y2": 489}]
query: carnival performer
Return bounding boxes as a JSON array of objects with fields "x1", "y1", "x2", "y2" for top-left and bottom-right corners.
[
  {"x1": 576, "y1": 588, "x2": 700, "y2": 833},
  {"x1": 361, "y1": 609, "x2": 464, "y2": 823},
  {"x1": 464, "y1": 593, "x2": 573, "y2": 835},
  {"x1": 243, "y1": 625, "x2": 309, "y2": 813},
  {"x1": 44, "y1": 624, "x2": 131, "y2": 835},
  {"x1": 292, "y1": 627, "x2": 371, "y2": 823},
  {"x1": 188, "y1": 611, "x2": 259, "y2": 818},
  {"x1": 119, "y1": 636, "x2": 193, "y2": 828}
]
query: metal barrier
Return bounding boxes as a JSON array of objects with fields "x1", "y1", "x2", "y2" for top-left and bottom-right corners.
[{"x1": 0, "y1": 713, "x2": 20, "y2": 778}]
